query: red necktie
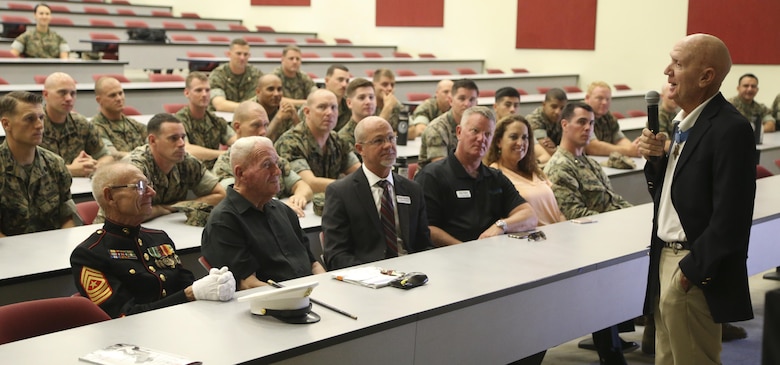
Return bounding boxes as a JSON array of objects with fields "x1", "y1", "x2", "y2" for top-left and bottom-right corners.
[{"x1": 376, "y1": 180, "x2": 398, "y2": 257}]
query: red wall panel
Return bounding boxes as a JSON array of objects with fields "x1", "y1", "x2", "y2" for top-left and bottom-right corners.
[
  {"x1": 515, "y1": 0, "x2": 597, "y2": 50},
  {"x1": 687, "y1": 0, "x2": 780, "y2": 64},
  {"x1": 376, "y1": 0, "x2": 444, "y2": 27},
  {"x1": 251, "y1": 0, "x2": 310, "y2": 6}
]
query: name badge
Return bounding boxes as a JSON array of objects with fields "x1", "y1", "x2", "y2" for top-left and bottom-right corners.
[
  {"x1": 396, "y1": 195, "x2": 411, "y2": 204},
  {"x1": 456, "y1": 190, "x2": 471, "y2": 199}
]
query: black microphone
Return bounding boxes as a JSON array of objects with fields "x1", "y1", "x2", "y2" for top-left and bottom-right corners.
[{"x1": 645, "y1": 91, "x2": 660, "y2": 134}]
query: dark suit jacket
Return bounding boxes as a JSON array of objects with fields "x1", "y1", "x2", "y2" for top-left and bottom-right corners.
[
  {"x1": 322, "y1": 168, "x2": 433, "y2": 270},
  {"x1": 643, "y1": 93, "x2": 756, "y2": 322}
]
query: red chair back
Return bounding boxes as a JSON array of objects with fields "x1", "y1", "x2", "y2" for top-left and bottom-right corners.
[
  {"x1": 757, "y1": 165, "x2": 774, "y2": 179},
  {"x1": 149, "y1": 74, "x2": 185, "y2": 82},
  {"x1": 407, "y1": 93, "x2": 431, "y2": 102},
  {"x1": 76, "y1": 201, "x2": 99, "y2": 224},
  {"x1": 0, "y1": 297, "x2": 110, "y2": 345},
  {"x1": 122, "y1": 106, "x2": 142, "y2": 116},
  {"x1": 163, "y1": 104, "x2": 187, "y2": 114}
]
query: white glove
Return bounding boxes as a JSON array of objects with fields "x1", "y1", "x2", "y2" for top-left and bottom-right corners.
[{"x1": 192, "y1": 266, "x2": 236, "y2": 301}]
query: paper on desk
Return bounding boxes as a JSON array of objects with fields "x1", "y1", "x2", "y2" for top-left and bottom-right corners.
[
  {"x1": 331, "y1": 266, "x2": 400, "y2": 289},
  {"x1": 80, "y1": 343, "x2": 201, "y2": 365}
]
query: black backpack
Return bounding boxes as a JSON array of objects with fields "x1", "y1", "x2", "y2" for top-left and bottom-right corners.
[{"x1": 127, "y1": 28, "x2": 168, "y2": 43}]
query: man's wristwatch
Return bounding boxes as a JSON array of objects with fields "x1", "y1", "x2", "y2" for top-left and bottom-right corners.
[{"x1": 495, "y1": 219, "x2": 508, "y2": 233}]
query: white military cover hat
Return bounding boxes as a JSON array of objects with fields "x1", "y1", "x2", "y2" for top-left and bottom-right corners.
[{"x1": 237, "y1": 281, "x2": 320, "y2": 324}]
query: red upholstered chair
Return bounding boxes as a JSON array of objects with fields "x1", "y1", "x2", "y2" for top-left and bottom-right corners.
[
  {"x1": 7, "y1": 2, "x2": 34, "y2": 11},
  {"x1": 396, "y1": 70, "x2": 416, "y2": 77},
  {"x1": 83, "y1": 0, "x2": 104, "y2": 3},
  {"x1": 0, "y1": 297, "x2": 110, "y2": 345},
  {"x1": 564, "y1": 86, "x2": 582, "y2": 93},
  {"x1": 1, "y1": 15, "x2": 31, "y2": 26},
  {"x1": 362, "y1": 52, "x2": 382, "y2": 58},
  {"x1": 536, "y1": 87, "x2": 550, "y2": 94},
  {"x1": 407, "y1": 93, "x2": 431, "y2": 102},
  {"x1": 516, "y1": 88, "x2": 528, "y2": 95},
  {"x1": 89, "y1": 33, "x2": 120, "y2": 59},
  {"x1": 511, "y1": 68, "x2": 529, "y2": 73},
  {"x1": 89, "y1": 19, "x2": 115, "y2": 27},
  {"x1": 276, "y1": 37, "x2": 296, "y2": 44},
  {"x1": 116, "y1": 9, "x2": 135, "y2": 16},
  {"x1": 264, "y1": 51, "x2": 283, "y2": 58},
  {"x1": 198, "y1": 256, "x2": 213, "y2": 271},
  {"x1": 84, "y1": 6, "x2": 109, "y2": 15},
  {"x1": 756, "y1": 165, "x2": 773, "y2": 179},
  {"x1": 0, "y1": 77, "x2": 9, "y2": 85},
  {"x1": 0, "y1": 50, "x2": 19, "y2": 58},
  {"x1": 256, "y1": 25, "x2": 275, "y2": 32},
  {"x1": 125, "y1": 20, "x2": 149, "y2": 28},
  {"x1": 163, "y1": 22, "x2": 187, "y2": 30},
  {"x1": 181, "y1": 12, "x2": 200, "y2": 19},
  {"x1": 301, "y1": 52, "x2": 319, "y2": 59},
  {"x1": 162, "y1": 104, "x2": 186, "y2": 114},
  {"x1": 123, "y1": 106, "x2": 142, "y2": 116},
  {"x1": 429, "y1": 69, "x2": 451, "y2": 76},
  {"x1": 305, "y1": 38, "x2": 325, "y2": 44},
  {"x1": 332, "y1": 52, "x2": 353, "y2": 58},
  {"x1": 479, "y1": 90, "x2": 496, "y2": 98},
  {"x1": 486, "y1": 68, "x2": 504, "y2": 74},
  {"x1": 48, "y1": 4, "x2": 70, "y2": 13},
  {"x1": 626, "y1": 110, "x2": 647, "y2": 118},
  {"x1": 614, "y1": 84, "x2": 631, "y2": 90},
  {"x1": 611, "y1": 111, "x2": 626, "y2": 119},
  {"x1": 151, "y1": 10, "x2": 173, "y2": 17},
  {"x1": 776, "y1": 159, "x2": 780, "y2": 169},
  {"x1": 195, "y1": 22, "x2": 217, "y2": 31},
  {"x1": 418, "y1": 53, "x2": 436, "y2": 58},
  {"x1": 243, "y1": 35, "x2": 266, "y2": 44},
  {"x1": 50, "y1": 17, "x2": 74, "y2": 26},
  {"x1": 393, "y1": 51, "x2": 412, "y2": 58},
  {"x1": 33, "y1": 75, "x2": 47, "y2": 84},
  {"x1": 334, "y1": 38, "x2": 352, "y2": 44},
  {"x1": 170, "y1": 35, "x2": 197, "y2": 42},
  {"x1": 229, "y1": 24, "x2": 249, "y2": 32},
  {"x1": 407, "y1": 163, "x2": 419, "y2": 179},
  {"x1": 76, "y1": 201, "x2": 99, "y2": 225},
  {"x1": 457, "y1": 68, "x2": 477, "y2": 75},
  {"x1": 92, "y1": 74, "x2": 130, "y2": 83},
  {"x1": 111, "y1": 0, "x2": 131, "y2": 4},
  {"x1": 149, "y1": 74, "x2": 185, "y2": 82},
  {"x1": 307, "y1": 72, "x2": 318, "y2": 79},
  {"x1": 186, "y1": 52, "x2": 215, "y2": 58},
  {"x1": 365, "y1": 70, "x2": 374, "y2": 77},
  {"x1": 207, "y1": 35, "x2": 230, "y2": 43}
]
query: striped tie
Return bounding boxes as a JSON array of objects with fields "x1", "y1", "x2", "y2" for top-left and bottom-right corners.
[{"x1": 376, "y1": 180, "x2": 398, "y2": 257}]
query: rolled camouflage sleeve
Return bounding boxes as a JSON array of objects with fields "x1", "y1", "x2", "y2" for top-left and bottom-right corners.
[
  {"x1": 193, "y1": 168, "x2": 221, "y2": 197},
  {"x1": 57, "y1": 162, "x2": 78, "y2": 223},
  {"x1": 274, "y1": 133, "x2": 311, "y2": 174},
  {"x1": 82, "y1": 118, "x2": 111, "y2": 159}
]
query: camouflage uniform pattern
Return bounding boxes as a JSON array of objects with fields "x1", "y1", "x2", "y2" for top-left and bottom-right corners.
[
  {"x1": 208, "y1": 63, "x2": 263, "y2": 106},
  {"x1": 42, "y1": 111, "x2": 110, "y2": 163},
  {"x1": 658, "y1": 108, "x2": 677, "y2": 138},
  {"x1": 0, "y1": 143, "x2": 76, "y2": 236},
  {"x1": 274, "y1": 122, "x2": 359, "y2": 179},
  {"x1": 272, "y1": 67, "x2": 315, "y2": 100},
  {"x1": 526, "y1": 106, "x2": 562, "y2": 144},
  {"x1": 212, "y1": 148, "x2": 301, "y2": 198},
  {"x1": 91, "y1": 113, "x2": 147, "y2": 153},
  {"x1": 376, "y1": 101, "x2": 401, "y2": 131},
  {"x1": 773, "y1": 93, "x2": 780, "y2": 122},
  {"x1": 728, "y1": 96, "x2": 775, "y2": 124},
  {"x1": 543, "y1": 148, "x2": 631, "y2": 219},
  {"x1": 418, "y1": 110, "x2": 457, "y2": 169},
  {"x1": 125, "y1": 145, "x2": 220, "y2": 206},
  {"x1": 337, "y1": 118, "x2": 358, "y2": 151},
  {"x1": 411, "y1": 97, "x2": 443, "y2": 126},
  {"x1": 175, "y1": 106, "x2": 235, "y2": 169},
  {"x1": 593, "y1": 112, "x2": 627, "y2": 144},
  {"x1": 11, "y1": 29, "x2": 69, "y2": 58}
]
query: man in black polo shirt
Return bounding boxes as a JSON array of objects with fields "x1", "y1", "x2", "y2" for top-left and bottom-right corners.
[{"x1": 414, "y1": 106, "x2": 537, "y2": 246}]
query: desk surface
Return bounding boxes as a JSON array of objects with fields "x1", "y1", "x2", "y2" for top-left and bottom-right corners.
[{"x1": 0, "y1": 59, "x2": 127, "y2": 84}]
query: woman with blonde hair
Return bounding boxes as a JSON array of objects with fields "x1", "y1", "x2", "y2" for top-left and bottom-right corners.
[{"x1": 485, "y1": 115, "x2": 565, "y2": 225}]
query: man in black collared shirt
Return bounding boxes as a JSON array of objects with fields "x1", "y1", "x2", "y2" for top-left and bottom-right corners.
[{"x1": 414, "y1": 106, "x2": 537, "y2": 246}]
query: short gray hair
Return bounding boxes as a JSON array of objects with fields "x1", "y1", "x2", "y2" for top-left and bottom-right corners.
[
  {"x1": 230, "y1": 136, "x2": 273, "y2": 169},
  {"x1": 460, "y1": 106, "x2": 495, "y2": 127}
]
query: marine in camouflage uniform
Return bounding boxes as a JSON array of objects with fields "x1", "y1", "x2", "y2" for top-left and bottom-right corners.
[
  {"x1": 410, "y1": 97, "x2": 444, "y2": 128},
  {"x1": 70, "y1": 221, "x2": 195, "y2": 318},
  {"x1": 658, "y1": 107, "x2": 677, "y2": 138},
  {"x1": 526, "y1": 106, "x2": 563, "y2": 145},
  {"x1": 376, "y1": 102, "x2": 401, "y2": 132},
  {"x1": 418, "y1": 110, "x2": 457, "y2": 169},
  {"x1": 337, "y1": 118, "x2": 358, "y2": 152},
  {"x1": 304, "y1": 97, "x2": 351, "y2": 132},
  {"x1": 592, "y1": 112, "x2": 627, "y2": 145},
  {"x1": 0, "y1": 142, "x2": 77, "y2": 236},
  {"x1": 543, "y1": 148, "x2": 631, "y2": 219},
  {"x1": 91, "y1": 113, "x2": 147, "y2": 153},
  {"x1": 274, "y1": 122, "x2": 359, "y2": 179},
  {"x1": 272, "y1": 67, "x2": 315, "y2": 101},
  {"x1": 42, "y1": 111, "x2": 110, "y2": 164},
  {"x1": 248, "y1": 95, "x2": 297, "y2": 139},
  {"x1": 212, "y1": 148, "x2": 301, "y2": 198},
  {"x1": 11, "y1": 29, "x2": 69, "y2": 58},
  {"x1": 125, "y1": 145, "x2": 220, "y2": 207},
  {"x1": 208, "y1": 63, "x2": 263, "y2": 109},
  {"x1": 175, "y1": 105, "x2": 235, "y2": 169},
  {"x1": 773, "y1": 93, "x2": 780, "y2": 124},
  {"x1": 728, "y1": 95, "x2": 775, "y2": 125}
]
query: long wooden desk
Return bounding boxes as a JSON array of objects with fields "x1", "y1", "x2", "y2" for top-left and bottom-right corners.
[
  {"x1": 0, "y1": 8, "x2": 242, "y2": 29},
  {"x1": 1, "y1": 176, "x2": 778, "y2": 363},
  {"x1": 0, "y1": 58, "x2": 126, "y2": 84}
]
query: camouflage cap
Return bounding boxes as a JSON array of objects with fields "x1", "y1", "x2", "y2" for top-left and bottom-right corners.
[
  {"x1": 171, "y1": 201, "x2": 213, "y2": 227},
  {"x1": 600, "y1": 151, "x2": 637, "y2": 170},
  {"x1": 312, "y1": 192, "x2": 326, "y2": 216}
]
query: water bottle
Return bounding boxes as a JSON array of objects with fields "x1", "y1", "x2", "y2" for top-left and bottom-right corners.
[
  {"x1": 753, "y1": 115, "x2": 763, "y2": 145},
  {"x1": 395, "y1": 156, "x2": 408, "y2": 178},
  {"x1": 396, "y1": 105, "x2": 409, "y2": 146}
]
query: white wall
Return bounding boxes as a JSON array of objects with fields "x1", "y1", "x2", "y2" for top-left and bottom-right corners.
[{"x1": 134, "y1": 0, "x2": 780, "y2": 106}]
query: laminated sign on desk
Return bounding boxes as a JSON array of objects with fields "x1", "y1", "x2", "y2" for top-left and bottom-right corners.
[
  {"x1": 332, "y1": 266, "x2": 401, "y2": 289},
  {"x1": 80, "y1": 343, "x2": 200, "y2": 365}
]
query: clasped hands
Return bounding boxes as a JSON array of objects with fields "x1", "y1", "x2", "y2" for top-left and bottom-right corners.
[{"x1": 192, "y1": 266, "x2": 236, "y2": 301}]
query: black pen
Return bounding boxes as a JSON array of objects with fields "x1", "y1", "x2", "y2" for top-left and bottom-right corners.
[{"x1": 267, "y1": 279, "x2": 358, "y2": 320}]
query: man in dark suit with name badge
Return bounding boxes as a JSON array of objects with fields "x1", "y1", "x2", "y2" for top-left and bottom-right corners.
[
  {"x1": 639, "y1": 33, "x2": 756, "y2": 365},
  {"x1": 323, "y1": 116, "x2": 432, "y2": 270}
]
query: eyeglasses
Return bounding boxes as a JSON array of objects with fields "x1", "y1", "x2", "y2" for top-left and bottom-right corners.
[
  {"x1": 361, "y1": 135, "x2": 396, "y2": 146},
  {"x1": 108, "y1": 180, "x2": 154, "y2": 195}
]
